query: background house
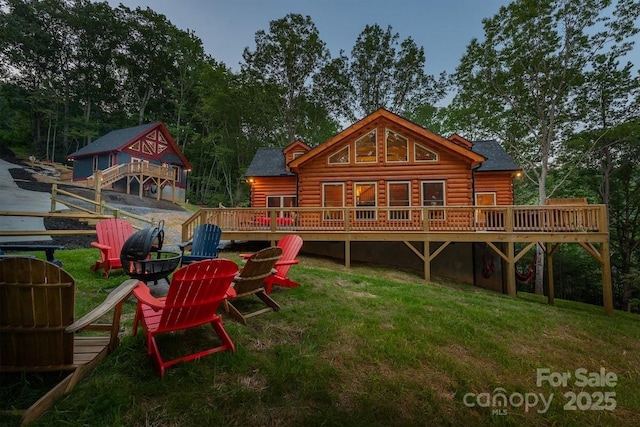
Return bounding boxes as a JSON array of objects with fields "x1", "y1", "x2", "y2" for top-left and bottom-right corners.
[
  {"x1": 68, "y1": 122, "x2": 191, "y2": 203},
  {"x1": 245, "y1": 108, "x2": 522, "y2": 289}
]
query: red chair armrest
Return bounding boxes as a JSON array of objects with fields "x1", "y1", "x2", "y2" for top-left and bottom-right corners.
[
  {"x1": 275, "y1": 259, "x2": 299, "y2": 266},
  {"x1": 91, "y1": 242, "x2": 111, "y2": 251},
  {"x1": 132, "y1": 283, "x2": 165, "y2": 310}
]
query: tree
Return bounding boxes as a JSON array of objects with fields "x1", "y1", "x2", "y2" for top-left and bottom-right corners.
[
  {"x1": 452, "y1": 0, "x2": 640, "y2": 294},
  {"x1": 348, "y1": 24, "x2": 445, "y2": 118},
  {"x1": 117, "y1": 5, "x2": 179, "y2": 125},
  {"x1": 241, "y1": 13, "x2": 330, "y2": 144}
]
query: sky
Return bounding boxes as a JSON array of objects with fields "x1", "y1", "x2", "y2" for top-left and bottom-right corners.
[{"x1": 104, "y1": 0, "x2": 513, "y2": 76}]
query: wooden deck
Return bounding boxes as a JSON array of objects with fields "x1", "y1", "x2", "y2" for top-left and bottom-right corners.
[
  {"x1": 86, "y1": 162, "x2": 178, "y2": 202},
  {"x1": 182, "y1": 205, "x2": 613, "y2": 314}
]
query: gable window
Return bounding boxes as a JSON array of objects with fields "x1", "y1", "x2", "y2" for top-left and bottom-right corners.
[
  {"x1": 355, "y1": 130, "x2": 377, "y2": 163},
  {"x1": 415, "y1": 142, "x2": 438, "y2": 162},
  {"x1": 386, "y1": 129, "x2": 408, "y2": 162},
  {"x1": 292, "y1": 152, "x2": 304, "y2": 160},
  {"x1": 323, "y1": 183, "x2": 344, "y2": 220},
  {"x1": 388, "y1": 182, "x2": 410, "y2": 220},
  {"x1": 355, "y1": 182, "x2": 377, "y2": 220},
  {"x1": 328, "y1": 146, "x2": 349, "y2": 164},
  {"x1": 267, "y1": 195, "x2": 297, "y2": 218},
  {"x1": 422, "y1": 181, "x2": 446, "y2": 221}
]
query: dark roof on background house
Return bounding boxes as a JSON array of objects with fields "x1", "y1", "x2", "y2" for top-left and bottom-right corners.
[
  {"x1": 68, "y1": 123, "x2": 158, "y2": 157},
  {"x1": 472, "y1": 140, "x2": 520, "y2": 172},
  {"x1": 245, "y1": 147, "x2": 295, "y2": 177}
]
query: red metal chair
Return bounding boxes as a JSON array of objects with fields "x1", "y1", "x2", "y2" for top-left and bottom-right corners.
[
  {"x1": 132, "y1": 259, "x2": 238, "y2": 377},
  {"x1": 240, "y1": 235, "x2": 303, "y2": 294},
  {"x1": 90, "y1": 218, "x2": 134, "y2": 278}
]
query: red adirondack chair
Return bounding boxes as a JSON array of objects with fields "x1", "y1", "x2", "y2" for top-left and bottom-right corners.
[
  {"x1": 132, "y1": 258, "x2": 239, "y2": 377},
  {"x1": 90, "y1": 218, "x2": 134, "y2": 278},
  {"x1": 240, "y1": 234, "x2": 303, "y2": 294}
]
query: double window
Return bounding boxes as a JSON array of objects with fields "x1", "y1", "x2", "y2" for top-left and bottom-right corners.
[{"x1": 267, "y1": 195, "x2": 297, "y2": 217}]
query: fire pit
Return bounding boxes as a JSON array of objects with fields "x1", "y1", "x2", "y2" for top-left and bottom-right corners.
[{"x1": 120, "y1": 221, "x2": 181, "y2": 285}]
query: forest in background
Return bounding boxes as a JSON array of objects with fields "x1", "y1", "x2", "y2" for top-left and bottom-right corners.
[{"x1": 1, "y1": 0, "x2": 639, "y2": 311}]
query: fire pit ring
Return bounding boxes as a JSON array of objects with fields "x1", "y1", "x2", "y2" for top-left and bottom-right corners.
[{"x1": 120, "y1": 221, "x2": 181, "y2": 285}]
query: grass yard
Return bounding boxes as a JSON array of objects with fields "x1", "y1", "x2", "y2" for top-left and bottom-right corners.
[{"x1": 1, "y1": 248, "x2": 639, "y2": 426}]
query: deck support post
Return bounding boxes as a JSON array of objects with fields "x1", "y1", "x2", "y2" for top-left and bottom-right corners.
[
  {"x1": 345, "y1": 239, "x2": 351, "y2": 268},
  {"x1": 423, "y1": 240, "x2": 430, "y2": 282},
  {"x1": 506, "y1": 242, "x2": 516, "y2": 296}
]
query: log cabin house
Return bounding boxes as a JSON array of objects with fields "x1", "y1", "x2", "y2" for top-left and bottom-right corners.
[
  {"x1": 183, "y1": 109, "x2": 613, "y2": 313},
  {"x1": 67, "y1": 122, "x2": 190, "y2": 203}
]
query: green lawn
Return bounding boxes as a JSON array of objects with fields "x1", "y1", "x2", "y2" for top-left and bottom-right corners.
[{"x1": 2, "y1": 249, "x2": 639, "y2": 427}]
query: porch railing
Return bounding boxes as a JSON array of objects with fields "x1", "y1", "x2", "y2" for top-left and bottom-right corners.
[
  {"x1": 182, "y1": 205, "x2": 607, "y2": 241},
  {"x1": 86, "y1": 162, "x2": 177, "y2": 188}
]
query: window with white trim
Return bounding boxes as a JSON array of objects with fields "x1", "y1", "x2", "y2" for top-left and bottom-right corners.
[
  {"x1": 328, "y1": 146, "x2": 349, "y2": 164},
  {"x1": 322, "y1": 183, "x2": 344, "y2": 220},
  {"x1": 267, "y1": 195, "x2": 297, "y2": 217},
  {"x1": 355, "y1": 130, "x2": 377, "y2": 163},
  {"x1": 386, "y1": 129, "x2": 408, "y2": 162},
  {"x1": 388, "y1": 182, "x2": 410, "y2": 220},
  {"x1": 475, "y1": 192, "x2": 498, "y2": 227},
  {"x1": 422, "y1": 180, "x2": 446, "y2": 221},
  {"x1": 355, "y1": 182, "x2": 376, "y2": 220},
  {"x1": 415, "y1": 142, "x2": 438, "y2": 162}
]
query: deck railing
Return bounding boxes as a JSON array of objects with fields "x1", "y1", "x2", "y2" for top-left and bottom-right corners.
[
  {"x1": 86, "y1": 162, "x2": 176, "y2": 188},
  {"x1": 182, "y1": 205, "x2": 607, "y2": 240}
]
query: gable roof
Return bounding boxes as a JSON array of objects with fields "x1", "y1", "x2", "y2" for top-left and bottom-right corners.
[
  {"x1": 67, "y1": 122, "x2": 191, "y2": 169},
  {"x1": 472, "y1": 140, "x2": 520, "y2": 172},
  {"x1": 245, "y1": 147, "x2": 295, "y2": 177},
  {"x1": 289, "y1": 108, "x2": 486, "y2": 170},
  {"x1": 283, "y1": 140, "x2": 311, "y2": 155},
  {"x1": 244, "y1": 111, "x2": 520, "y2": 177}
]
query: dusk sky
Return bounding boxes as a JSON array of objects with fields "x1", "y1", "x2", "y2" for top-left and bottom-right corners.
[
  {"x1": 104, "y1": 1, "x2": 639, "y2": 79},
  {"x1": 104, "y1": 0, "x2": 513, "y2": 76}
]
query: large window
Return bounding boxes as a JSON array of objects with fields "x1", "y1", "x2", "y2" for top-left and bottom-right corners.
[
  {"x1": 422, "y1": 181, "x2": 445, "y2": 221},
  {"x1": 355, "y1": 182, "x2": 376, "y2": 220},
  {"x1": 355, "y1": 130, "x2": 377, "y2": 163},
  {"x1": 323, "y1": 183, "x2": 344, "y2": 220},
  {"x1": 386, "y1": 129, "x2": 408, "y2": 162},
  {"x1": 388, "y1": 182, "x2": 410, "y2": 220}
]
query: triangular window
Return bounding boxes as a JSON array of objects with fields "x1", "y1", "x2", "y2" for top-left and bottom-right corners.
[
  {"x1": 415, "y1": 142, "x2": 438, "y2": 162},
  {"x1": 328, "y1": 146, "x2": 349, "y2": 164}
]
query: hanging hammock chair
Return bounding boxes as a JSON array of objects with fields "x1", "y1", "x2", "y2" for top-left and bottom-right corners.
[
  {"x1": 482, "y1": 252, "x2": 495, "y2": 278},
  {"x1": 516, "y1": 254, "x2": 536, "y2": 284}
]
